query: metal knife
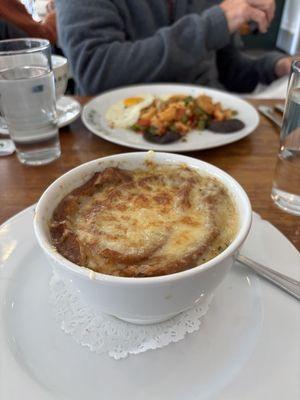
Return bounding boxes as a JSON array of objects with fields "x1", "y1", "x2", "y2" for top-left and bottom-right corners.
[
  {"x1": 274, "y1": 103, "x2": 285, "y2": 114},
  {"x1": 258, "y1": 105, "x2": 282, "y2": 128}
]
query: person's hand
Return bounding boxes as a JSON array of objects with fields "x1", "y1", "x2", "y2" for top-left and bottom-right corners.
[
  {"x1": 274, "y1": 57, "x2": 293, "y2": 78},
  {"x1": 220, "y1": 0, "x2": 275, "y2": 34},
  {"x1": 46, "y1": 0, "x2": 56, "y2": 13}
]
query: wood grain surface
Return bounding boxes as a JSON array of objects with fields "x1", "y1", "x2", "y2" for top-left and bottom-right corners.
[{"x1": 1, "y1": 97, "x2": 299, "y2": 250}]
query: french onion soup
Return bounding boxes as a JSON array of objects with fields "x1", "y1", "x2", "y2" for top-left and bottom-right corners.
[{"x1": 49, "y1": 163, "x2": 238, "y2": 277}]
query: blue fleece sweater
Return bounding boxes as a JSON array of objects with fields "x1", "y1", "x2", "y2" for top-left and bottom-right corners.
[{"x1": 55, "y1": 0, "x2": 284, "y2": 95}]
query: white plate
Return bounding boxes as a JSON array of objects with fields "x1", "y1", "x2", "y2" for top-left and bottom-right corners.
[
  {"x1": 81, "y1": 84, "x2": 259, "y2": 152},
  {"x1": 0, "y1": 96, "x2": 81, "y2": 135},
  {"x1": 56, "y1": 96, "x2": 81, "y2": 128},
  {"x1": 0, "y1": 207, "x2": 299, "y2": 400}
]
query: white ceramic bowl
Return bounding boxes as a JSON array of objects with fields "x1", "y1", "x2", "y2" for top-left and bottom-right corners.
[
  {"x1": 34, "y1": 152, "x2": 252, "y2": 324},
  {"x1": 51, "y1": 55, "x2": 68, "y2": 100}
]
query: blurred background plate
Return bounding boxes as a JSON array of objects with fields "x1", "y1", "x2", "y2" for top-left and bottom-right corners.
[{"x1": 81, "y1": 84, "x2": 259, "y2": 152}]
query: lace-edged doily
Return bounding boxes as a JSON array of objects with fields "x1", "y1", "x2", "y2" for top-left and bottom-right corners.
[{"x1": 49, "y1": 273, "x2": 213, "y2": 360}]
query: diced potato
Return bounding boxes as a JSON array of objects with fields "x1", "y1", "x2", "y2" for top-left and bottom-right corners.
[
  {"x1": 196, "y1": 95, "x2": 215, "y2": 115},
  {"x1": 174, "y1": 121, "x2": 189, "y2": 134},
  {"x1": 140, "y1": 106, "x2": 157, "y2": 120},
  {"x1": 158, "y1": 106, "x2": 176, "y2": 122}
]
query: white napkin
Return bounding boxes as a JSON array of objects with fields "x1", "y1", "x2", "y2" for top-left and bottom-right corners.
[
  {"x1": 49, "y1": 274, "x2": 213, "y2": 360},
  {"x1": 0, "y1": 139, "x2": 15, "y2": 156},
  {"x1": 243, "y1": 76, "x2": 289, "y2": 100}
]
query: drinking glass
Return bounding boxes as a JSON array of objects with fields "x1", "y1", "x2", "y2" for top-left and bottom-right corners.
[
  {"x1": 0, "y1": 39, "x2": 61, "y2": 165},
  {"x1": 271, "y1": 59, "x2": 300, "y2": 215}
]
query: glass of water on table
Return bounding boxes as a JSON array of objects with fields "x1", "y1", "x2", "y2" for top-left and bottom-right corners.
[
  {"x1": 0, "y1": 39, "x2": 61, "y2": 165},
  {"x1": 271, "y1": 59, "x2": 300, "y2": 216}
]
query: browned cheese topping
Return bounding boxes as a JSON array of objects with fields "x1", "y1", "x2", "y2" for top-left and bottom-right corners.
[{"x1": 49, "y1": 164, "x2": 238, "y2": 277}]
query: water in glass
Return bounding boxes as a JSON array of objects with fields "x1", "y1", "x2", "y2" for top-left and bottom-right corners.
[
  {"x1": 272, "y1": 88, "x2": 300, "y2": 215},
  {"x1": 0, "y1": 65, "x2": 60, "y2": 165}
]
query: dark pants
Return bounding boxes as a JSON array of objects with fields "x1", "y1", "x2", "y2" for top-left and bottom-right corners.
[{"x1": 0, "y1": 20, "x2": 28, "y2": 40}]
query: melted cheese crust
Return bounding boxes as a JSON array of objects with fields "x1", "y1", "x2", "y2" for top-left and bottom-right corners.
[{"x1": 50, "y1": 164, "x2": 238, "y2": 277}]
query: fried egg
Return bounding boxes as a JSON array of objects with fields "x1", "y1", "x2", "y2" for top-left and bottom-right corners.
[{"x1": 105, "y1": 95, "x2": 154, "y2": 128}]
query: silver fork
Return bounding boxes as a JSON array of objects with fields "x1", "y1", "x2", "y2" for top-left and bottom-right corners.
[{"x1": 236, "y1": 253, "x2": 300, "y2": 301}]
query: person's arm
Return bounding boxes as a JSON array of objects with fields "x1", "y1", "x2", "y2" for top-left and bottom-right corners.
[
  {"x1": 55, "y1": 0, "x2": 230, "y2": 95},
  {"x1": 40, "y1": 11, "x2": 57, "y2": 44},
  {"x1": 0, "y1": 0, "x2": 57, "y2": 44},
  {"x1": 216, "y1": 38, "x2": 286, "y2": 93}
]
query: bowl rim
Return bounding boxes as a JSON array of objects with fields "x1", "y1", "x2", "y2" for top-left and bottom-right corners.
[{"x1": 34, "y1": 152, "x2": 252, "y2": 285}]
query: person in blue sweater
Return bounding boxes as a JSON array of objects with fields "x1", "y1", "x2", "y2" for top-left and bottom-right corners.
[{"x1": 55, "y1": 0, "x2": 292, "y2": 95}]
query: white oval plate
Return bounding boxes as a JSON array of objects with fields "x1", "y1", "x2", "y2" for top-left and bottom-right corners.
[
  {"x1": 0, "y1": 208, "x2": 299, "y2": 400},
  {"x1": 81, "y1": 84, "x2": 259, "y2": 152}
]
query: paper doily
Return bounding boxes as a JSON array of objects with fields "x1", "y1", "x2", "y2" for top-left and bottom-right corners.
[{"x1": 49, "y1": 273, "x2": 213, "y2": 360}]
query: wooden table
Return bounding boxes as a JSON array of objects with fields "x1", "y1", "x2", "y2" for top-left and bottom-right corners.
[{"x1": 1, "y1": 98, "x2": 299, "y2": 250}]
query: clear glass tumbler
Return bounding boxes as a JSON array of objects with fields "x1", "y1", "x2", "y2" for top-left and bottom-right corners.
[
  {"x1": 271, "y1": 59, "x2": 300, "y2": 216},
  {"x1": 0, "y1": 39, "x2": 61, "y2": 165}
]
